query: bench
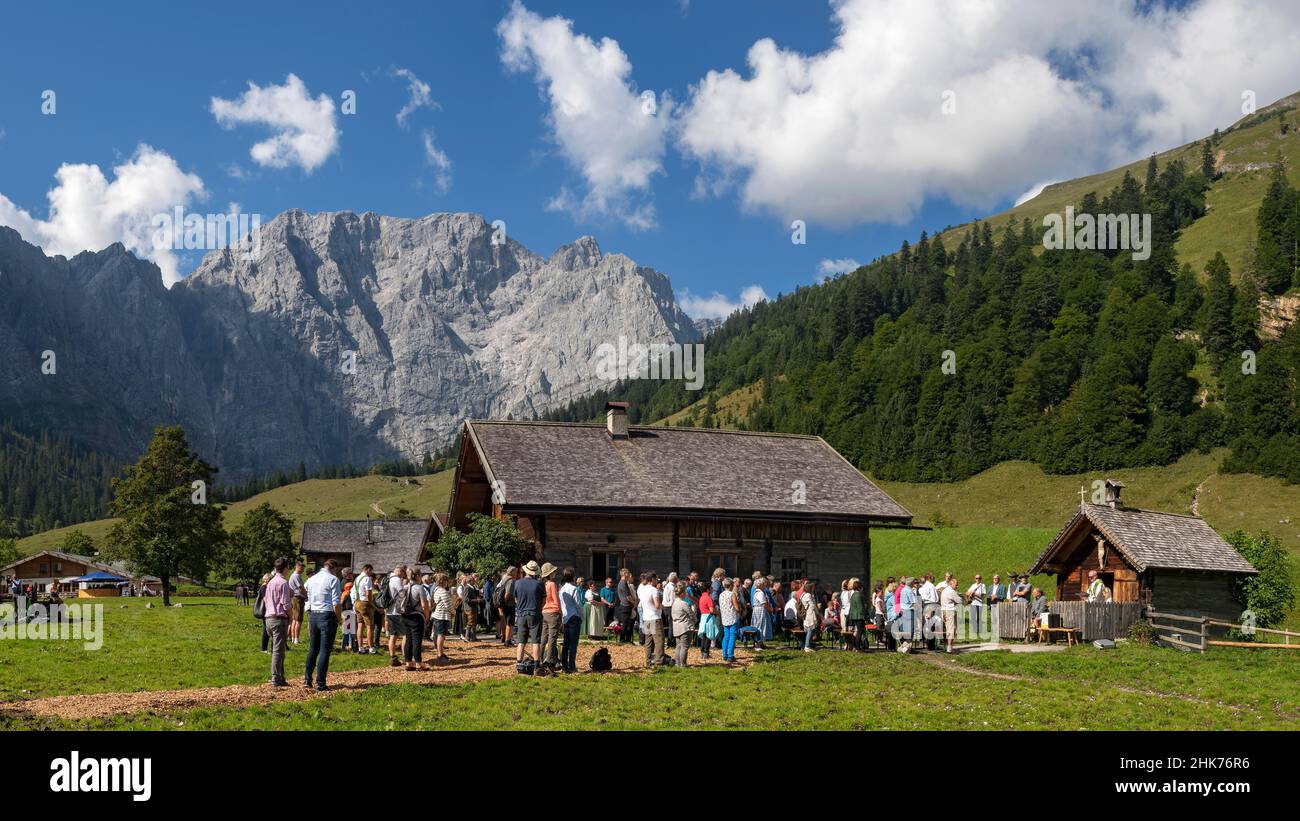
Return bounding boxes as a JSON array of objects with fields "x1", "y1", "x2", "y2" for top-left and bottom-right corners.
[{"x1": 1036, "y1": 625, "x2": 1079, "y2": 646}]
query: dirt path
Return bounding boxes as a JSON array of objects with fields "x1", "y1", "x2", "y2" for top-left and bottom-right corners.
[
  {"x1": 0, "y1": 640, "x2": 749, "y2": 722},
  {"x1": 917, "y1": 653, "x2": 1025, "y2": 680},
  {"x1": 1192, "y1": 476, "x2": 1210, "y2": 517}
]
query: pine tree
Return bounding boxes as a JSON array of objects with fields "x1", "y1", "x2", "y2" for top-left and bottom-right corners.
[
  {"x1": 1233, "y1": 267, "x2": 1261, "y2": 353},
  {"x1": 1147, "y1": 336, "x2": 1196, "y2": 415},
  {"x1": 1204, "y1": 252, "x2": 1235, "y2": 370},
  {"x1": 1254, "y1": 157, "x2": 1297, "y2": 294}
]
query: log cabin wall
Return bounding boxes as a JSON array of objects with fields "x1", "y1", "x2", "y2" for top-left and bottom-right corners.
[
  {"x1": 1149, "y1": 570, "x2": 1243, "y2": 621},
  {"x1": 525, "y1": 512, "x2": 870, "y2": 587}
]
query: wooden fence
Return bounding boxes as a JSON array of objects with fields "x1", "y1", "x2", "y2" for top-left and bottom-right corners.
[
  {"x1": 992, "y1": 600, "x2": 1030, "y2": 640},
  {"x1": 1204, "y1": 618, "x2": 1300, "y2": 649},
  {"x1": 1149, "y1": 611, "x2": 1208, "y2": 652},
  {"x1": 990, "y1": 601, "x2": 1143, "y2": 641},
  {"x1": 1050, "y1": 601, "x2": 1142, "y2": 641}
]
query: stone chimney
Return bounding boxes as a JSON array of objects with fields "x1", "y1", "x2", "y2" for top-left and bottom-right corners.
[
  {"x1": 606, "y1": 401, "x2": 629, "y2": 439},
  {"x1": 1103, "y1": 479, "x2": 1125, "y2": 509}
]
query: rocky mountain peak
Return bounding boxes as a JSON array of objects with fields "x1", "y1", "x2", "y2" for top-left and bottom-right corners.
[{"x1": 0, "y1": 210, "x2": 699, "y2": 479}]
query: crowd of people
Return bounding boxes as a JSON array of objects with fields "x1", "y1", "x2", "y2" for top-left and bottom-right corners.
[{"x1": 251, "y1": 558, "x2": 1073, "y2": 686}]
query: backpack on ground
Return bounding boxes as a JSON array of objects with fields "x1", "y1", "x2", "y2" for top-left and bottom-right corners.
[
  {"x1": 516, "y1": 658, "x2": 536, "y2": 676},
  {"x1": 372, "y1": 574, "x2": 393, "y2": 609},
  {"x1": 589, "y1": 646, "x2": 612, "y2": 672}
]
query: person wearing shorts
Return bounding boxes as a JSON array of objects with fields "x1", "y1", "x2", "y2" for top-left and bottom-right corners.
[
  {"x1": 353, "y1": 563, "x2": 376, "y2": 653},
  {"x1": 288, "y1": 562, "x2": 306, "y2": 644},
  {"x1": 512, "y1": 561, "x2": 544, "y2": 670},
  {"x1": 430, "y1": 573, "x2": 453, "y2": 661},
  {"x1": 385, "y1": 565, "x2": 408, "y2": 667}
]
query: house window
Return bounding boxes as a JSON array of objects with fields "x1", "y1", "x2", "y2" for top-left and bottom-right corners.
[
  {"x1": 54, "y1": 562, "x2": 63, "y2": 572},
  {"x1": 779, "y1": 557, "x2": 805, "y2": 584},
  {"x1": 591, "y1": 551, "x2": 622, "y2": 583},
  {"x1": 707, "y1": 553, "x2": 738, "y2": 577},
  {"x1": 39, "y1": 563, "x2": 49, "y2": 574}
]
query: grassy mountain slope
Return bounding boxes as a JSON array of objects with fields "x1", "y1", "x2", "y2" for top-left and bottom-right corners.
[
  {"x1": 15, "y1": 470, "x2": 454, "y2": 555},
  {"x1": 941, "y1": 91, "x2": 1300, "y2": 278}
]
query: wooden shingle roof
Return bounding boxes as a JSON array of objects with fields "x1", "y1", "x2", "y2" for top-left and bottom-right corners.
[
  {"x1": 300, "y1": 518, "x2": 431, "y2": 572},
  {"x1": 1031, "y1": 504, "x2": 1257, "y2": 575},
  {"x1": 462, "y1": 421, "x2": 911, "y2": 522},
  {"x1": 0, "y1": 550, "x2": 121, "y2": 578}
]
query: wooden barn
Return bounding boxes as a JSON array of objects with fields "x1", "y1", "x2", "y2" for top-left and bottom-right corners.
[
  {"x1": 300, "y1": 518, "x2": 437, "y2": 574},
  {"x1": 1029, "y1": 480, "x2": 1256, "y2": 621},
  {"x1": 0, "y1": 550, "x2": 183, "y2": 597},
  {"x1": 441, "y1": 403, "x2": 913, "y2": 585}
]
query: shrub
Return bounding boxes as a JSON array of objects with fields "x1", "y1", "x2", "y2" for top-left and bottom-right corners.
[
  {"x1": 1126, "y1": 619, "x2": 1155, "y2": 646},
  {"x1": 1226, "y1": 530, "x2": 1296, "y2": 628}
]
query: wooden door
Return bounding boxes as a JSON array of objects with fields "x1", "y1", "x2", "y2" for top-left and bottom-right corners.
[{"x1": 1112, "y1": 568, "x2": 1139, "y2": 602}]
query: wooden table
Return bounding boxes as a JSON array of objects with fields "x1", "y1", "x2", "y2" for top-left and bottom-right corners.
[{"x1": 1037, "y1": 626, "x2": 1079, "y2": 646}]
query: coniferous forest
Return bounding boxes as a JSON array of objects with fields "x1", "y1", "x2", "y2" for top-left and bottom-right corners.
[{"x1": 549, "y1": 150, "x2": 1300, "y2": 486}]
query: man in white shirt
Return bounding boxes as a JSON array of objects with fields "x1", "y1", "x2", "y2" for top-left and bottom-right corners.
[
  {"x1": 919, "y1": 573, "x2": 940, "y2": 649},
  {"x1": 637, "y1": 572, "x2": 665, "y2": 667},
  {"x1": 966, "y1": 574, "x2": 987, "y2": 638},
  {"x1": 919, "y1": 573, "x2": 938, "y2": 604},
  {"x1": 303, "y1": 560, "x2": 342, "y2": 691},
  {"x1": 783, "y1": 593, "x2": 799, "y2": 626},
  {"x1": 939, "y1": 578, "x2": 963, "y2": 653},
  {"x1": 352, "y1": 564, "x2": 376, "y2": 654}
]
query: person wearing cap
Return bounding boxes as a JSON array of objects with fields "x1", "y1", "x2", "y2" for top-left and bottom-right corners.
[
  {"x1": 514, "y1": 561, "x2": 544, "y2": 670},
  {"x1": 1011, "y1": 574, "x2": 1032, "y2": 604},
  {"x1": 538, "y1": 562, "x2": 562, "y2": 672}
]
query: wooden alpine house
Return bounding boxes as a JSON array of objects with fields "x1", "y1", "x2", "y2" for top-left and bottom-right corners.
[
  {"x1": 441, "y1": 402, "x2": 913, "y2": 585},
  {"x1": 1029, "y1": 480, "x2": 1257, "y2": 621}
]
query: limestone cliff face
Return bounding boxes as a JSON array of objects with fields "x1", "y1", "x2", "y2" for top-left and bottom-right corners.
[
  {"x1": 0, "y1": 211, "x2": 697, "y2": 478},
  {"x1": 1258, "y1": 293, "x2": 1300, "y2": 341}
]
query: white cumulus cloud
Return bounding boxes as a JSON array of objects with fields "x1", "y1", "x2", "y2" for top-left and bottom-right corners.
[
  {"x1": 498, "y1": 1, "x2": 671, "y2": 229},
  {"x1": 0, "y1": 144, "x2": 205, "y2": 285},
  {"x1": 676, "y1": 0, "x2": 1300, "y2": 228},
  {"x1": 678, "y1": 284, "x2": 769, "y2": 320},
  {"x1": 817, "y1": 257, "x2": 861, "y2": 280},
  {"x1": 211, "y1": 74, "x2": 339, "y2": 173}
]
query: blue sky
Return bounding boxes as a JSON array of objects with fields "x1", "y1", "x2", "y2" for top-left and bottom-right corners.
[{"x1": 1, "y1": 0, "x2": 1297, "y2": 316}]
